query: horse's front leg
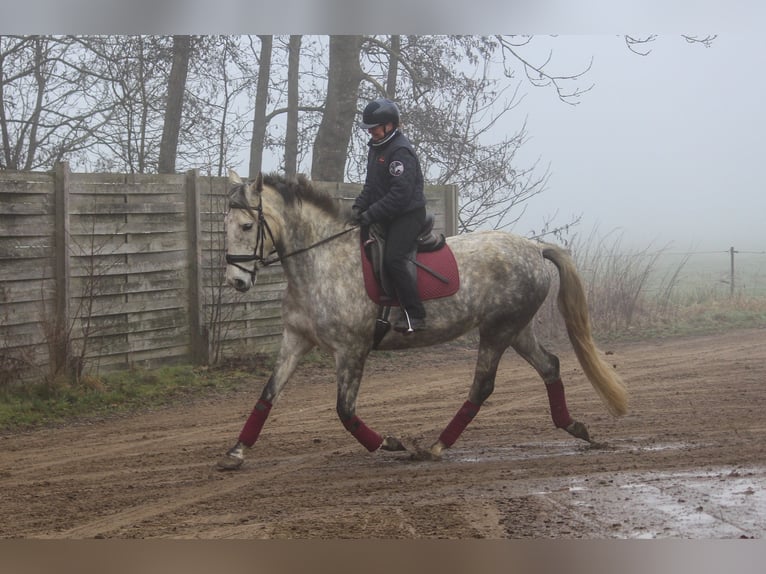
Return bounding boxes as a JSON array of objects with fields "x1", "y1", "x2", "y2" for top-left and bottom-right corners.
[
  {"x1": 217, "y1": 330, "x2": 314, "y2": 470},
  {"x1": 334, "y1": 348, "x2": 406, "y2": 453}
]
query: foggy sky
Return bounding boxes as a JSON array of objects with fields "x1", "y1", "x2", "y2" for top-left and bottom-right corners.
[{"x1": 507, "y1": 33, "x2": 765, "y2": 252}]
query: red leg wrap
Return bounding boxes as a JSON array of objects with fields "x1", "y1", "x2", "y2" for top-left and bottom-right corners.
[
  {"x1": 439, "y1": 400, "x2": 481, "y2": 448},
  {"x1": 238, "y1": 399, "x2": 273, "y2": 447},
  {"x1": 342, "y1": 415, "x2": 383, "y2": 452},
  {"x1": 546, "y1": 379, "x2": 574, "y2": 429}
]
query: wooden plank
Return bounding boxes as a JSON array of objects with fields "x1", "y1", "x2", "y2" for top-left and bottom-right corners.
[
  {"x1": 69, "y1": 202, "x2": 186, "y2": 216},
  {"x1": 0, "y1": 192, "x2": 54, "y2": 215},
  {"x1": 0, "y1": 236, "x2": 55, "y2": 258},
  {"x1": 69, "y1": 194, "x2": 186, "y2": 212},
  {"x1": 124, "y1": 345, "x2": 189, "y2": 366},
  {"x1": 0, "y1": 277, "x2": 55, "y2": 303},
  {"x1": 0, "y1": 174, "x2": 54, "y2": 193},
  {"x1": 67, "y1": 310, "x2": 187, "y2": 341},
  {"x1": 0, "y1": 258, "x2": 55, "y2": 282},
  {"x1": 68, "y1": 217, "x2": 187, "y2": 235},
  {"x1": 71, "y1": 181, "x2": 186, "y2": 196},
  {"x1": 68, "y1": 292, "x2": 188, "y2": 318},
  {"x1": 0, "y1": 298, "x2": 53, "y2": 328},
  {"x1": 69, "y1": 272, "x2": 182, "y2": 297},
  {"x1": 0, "y1": 213, "x2": 56, "y2": 237},
  {"x1": 68, "y1": 255, "x2": 188, "y2": 278},
  {"x1": 127, "y1": 332, "x2": 190, "y2": 354},
  {"x1": 0, "y1": 320, "x2": 49, "y2": 347},
  {"x1": 67, "y1": 231, "x2": 188, "y2": 257}
]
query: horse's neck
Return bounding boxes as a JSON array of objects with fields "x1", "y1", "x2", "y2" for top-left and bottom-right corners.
[{"x1": 262, "y1": 192, "x2": 345, "y2": 259}]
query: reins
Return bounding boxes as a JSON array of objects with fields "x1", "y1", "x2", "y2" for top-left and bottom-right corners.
[{"x1": 225, "y1": 192, "x2": 360, "y2": 283}]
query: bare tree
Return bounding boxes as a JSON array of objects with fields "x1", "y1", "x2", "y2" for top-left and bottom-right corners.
[
  {"x1": 310, "y1": 35, "x2": 363, "y2": 181},
  {"x1": 248, "y1": 35, "x2": 272, "y2": 178},
  {"x1": 158, "y1": 35, "x2": 191, "y2": 174},
  {"x1": 495, "y1": 35, "x2": 595, "y2": 105},
  {"x1": 284, "y1": 35, "x2": 301, "y2": 178},
  {"x1": 0, "y1": 35, "x2": 114, "y2": 171}
]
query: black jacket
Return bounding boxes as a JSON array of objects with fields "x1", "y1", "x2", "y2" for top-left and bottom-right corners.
[{"x1": 353, "y1": 130, "x2": 425, "y2": 223}]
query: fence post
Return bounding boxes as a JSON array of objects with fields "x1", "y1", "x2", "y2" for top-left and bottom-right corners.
[
  {"x1": 444, "y1": 184, "x2": 459, "y2": 237},
  {"x1": 186, "y1": 169, "x2": 208, "y2": 364},
  {"x1": 53, "y1": 161, "x2": 72, "y2": 374},
  {"x1": 729, "y1": 246, "x2": 736, "y2": 297}
]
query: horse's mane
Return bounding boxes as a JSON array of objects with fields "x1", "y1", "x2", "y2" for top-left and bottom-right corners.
[
  {"x1": 229, "y1": 172, "x2": 344, "y2": 222},
  {"x1": 263, "y1": 173, "x2": 342, "y2": 219}
]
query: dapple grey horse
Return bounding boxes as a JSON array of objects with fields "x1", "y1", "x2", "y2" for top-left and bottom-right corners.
[{"x1": 217, "y1": 171, "x2": 627, "y2": 470}]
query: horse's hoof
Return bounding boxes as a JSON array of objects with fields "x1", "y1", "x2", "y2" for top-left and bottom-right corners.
[
  {"x1": 381, "y1": 436, "x2": 407, "y2": 451},
  {"x1": 217, "y1": 444, "x2": 245, "y2": 471},
  {"x1": 407, "y1": 440, "x2": 444, "y2": 461},
  {"x1": 410, "y1": 447, "x2": 442, "y2": 461},
  {"x1": 216, "y1": 454, "x2": 244, "y2": 471},
  {"x1": 565, "y1": 420, "x2": 592, "y2": 443}
]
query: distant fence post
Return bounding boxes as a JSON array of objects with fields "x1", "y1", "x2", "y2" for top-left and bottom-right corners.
[
  {"x1": 53, "y1": 161, "x2": 72, "y2": 374},
  {"x1": 444, "y1": 184, "x2": 459, "y2": 237},
  {"x1": 186, "y1": 169, "x2": 208, "y2": 364},
  {"x1": 729, "y1": 246, "x2": 737, "y2": 297}
]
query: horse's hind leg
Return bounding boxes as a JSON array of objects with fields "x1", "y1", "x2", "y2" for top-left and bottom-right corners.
[
  {"x1": 510, "y1": 326, "x2": 592, "y2": 442},
  {"x1": 428, "y1": 336, "x2": 506, "y2": 459}
]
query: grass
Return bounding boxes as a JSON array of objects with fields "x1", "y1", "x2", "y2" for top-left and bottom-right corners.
[
  {"x1": 0, "y1": 357, "x2": 274, "y2": 433},
  {"x1": 2, "y1": 231, "x2": 764, "y2": 433}
]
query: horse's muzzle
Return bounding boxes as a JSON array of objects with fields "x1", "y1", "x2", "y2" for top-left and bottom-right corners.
[
  {"x1": 225, "y1": 254, "x2": 258, "y2": 291},
  {"x1": 231, "y1": 277, "x2": 251, "y2": 292}
]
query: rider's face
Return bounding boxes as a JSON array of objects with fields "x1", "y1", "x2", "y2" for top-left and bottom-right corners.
[{"x1": 368, "y1": 123, "x2": 391, "y2": 142}]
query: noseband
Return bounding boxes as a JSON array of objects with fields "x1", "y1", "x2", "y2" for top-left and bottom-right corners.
[{"x1": 225, "y1": 192, "x2": 359, "y2": 285}]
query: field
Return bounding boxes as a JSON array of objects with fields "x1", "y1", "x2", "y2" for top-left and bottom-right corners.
[{"x1": 1, "y1": 327, "x2": 764, "y2": 539}]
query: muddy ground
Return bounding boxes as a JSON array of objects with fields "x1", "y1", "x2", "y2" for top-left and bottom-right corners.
[{"x1": 1, "y1": 327, "x2": 764, "y2": 539}]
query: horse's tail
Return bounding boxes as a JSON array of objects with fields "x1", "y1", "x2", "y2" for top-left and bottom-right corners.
[{"x1": 542, "y1": 245, "x2": 628, "y2": 417}]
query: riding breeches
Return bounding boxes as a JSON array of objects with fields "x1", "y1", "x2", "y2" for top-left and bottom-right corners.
[{"x1": 383, "y1": 206, "x2": 427, "y2": 319}]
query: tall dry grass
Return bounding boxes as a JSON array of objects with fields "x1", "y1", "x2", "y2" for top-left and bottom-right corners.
[{"x1": 535, "y1": 229, "x2": 766, "y2": 342}]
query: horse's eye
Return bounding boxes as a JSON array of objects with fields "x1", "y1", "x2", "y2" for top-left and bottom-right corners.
[{"x1": 242, "y1": 222, "x2": 254, "y2": 232}]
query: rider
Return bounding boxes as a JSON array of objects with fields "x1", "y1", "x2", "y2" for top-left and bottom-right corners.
[{"x1": 352, "y1": 98, "x2": 427, "y2": 333}]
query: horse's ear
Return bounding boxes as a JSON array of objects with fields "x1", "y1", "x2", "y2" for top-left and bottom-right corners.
[
  {"x1": 228, "y1": 169, "x2": 242, "y2": 184},
  {"x1": 254, "y1": 172, "x2": 263, "y2": 192}
]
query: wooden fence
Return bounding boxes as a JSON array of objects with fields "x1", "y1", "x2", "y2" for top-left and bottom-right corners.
[{"x1": 0, "y1": 163, "x2": 458, "y2": 383}]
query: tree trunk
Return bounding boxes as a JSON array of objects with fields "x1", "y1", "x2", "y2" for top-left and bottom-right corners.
[
  {"x1": 158, "y1": 35, "x2": 191, "y2": 174},
  {"x1": 386, "y1": 35, "x2": 399, "y2": 99},
  {"x1": 284, "y1": 35, "x2": 301, "y2": 178},
  {"x1": 249, "y1": 35, "x2": 272, "y2": 179},
  {"x1": 310, "y1": 35, "x2": 363, "y2": 182}
]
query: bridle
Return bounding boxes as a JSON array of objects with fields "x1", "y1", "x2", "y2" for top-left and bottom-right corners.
[{"x1": 225, "y1": 193, "x2": 359, "y2": 284}]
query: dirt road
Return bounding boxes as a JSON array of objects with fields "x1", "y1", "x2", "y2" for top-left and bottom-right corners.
[{"x1": 1, "y1": 327, "x2": 764, "y2": 539}]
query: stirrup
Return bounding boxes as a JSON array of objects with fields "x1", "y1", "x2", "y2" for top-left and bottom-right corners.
[{"x1": 393, "y1": 310, "x2": 426, "y2": 334}]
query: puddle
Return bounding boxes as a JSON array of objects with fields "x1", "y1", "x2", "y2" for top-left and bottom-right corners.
[
  {"x1": 451, "y1": 439, "x2": 698, "y2": 464},
  {"x1": 447, "y1": 442, "x2": 765, "y2": 538},
  {"x1": 453, "y1": 442, "x2": 591, "y2": 463},
  {"x1": 553, "y1": 467, "x2": 766, "y2": 538}
]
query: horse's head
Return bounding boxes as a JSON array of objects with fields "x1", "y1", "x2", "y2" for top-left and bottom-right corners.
[{"x1": 224, "y1": 170, "x2": 280, "y2": 292}]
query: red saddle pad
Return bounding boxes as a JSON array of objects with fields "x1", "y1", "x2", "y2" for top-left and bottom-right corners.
[{"x1": 360, "y1": 242, "x2": 460, "y2": 306}]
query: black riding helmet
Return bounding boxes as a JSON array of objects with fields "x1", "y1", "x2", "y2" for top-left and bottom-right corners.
[{"x1": 359, "y1": 98, "x2": 401, "y2": 129}]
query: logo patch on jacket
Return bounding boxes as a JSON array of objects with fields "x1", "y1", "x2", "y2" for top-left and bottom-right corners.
[{"x1": 389, "y1": 160, "x2": 404, "y2": 176}]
